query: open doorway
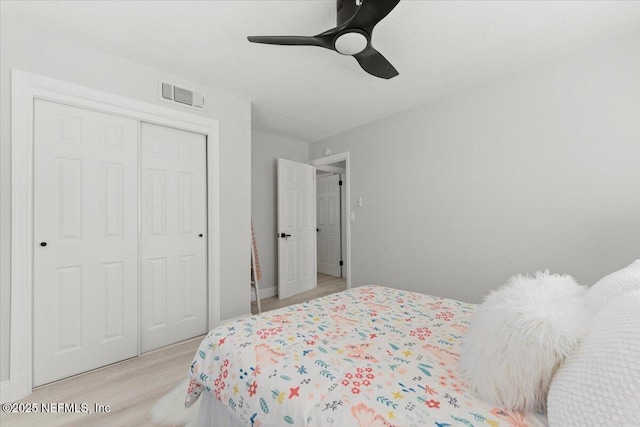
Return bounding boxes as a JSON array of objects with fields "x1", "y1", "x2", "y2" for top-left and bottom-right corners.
[
  {"x1": 251, "y1": 152, "x2": 351, "y2": 315},
  {"x1": 311, "y1": 152, "x2": 351, "y2": 296}
]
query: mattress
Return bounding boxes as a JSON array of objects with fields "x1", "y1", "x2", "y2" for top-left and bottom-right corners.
[{"x1": 186, "y1": 285, "x2": 548, "y2": 427}]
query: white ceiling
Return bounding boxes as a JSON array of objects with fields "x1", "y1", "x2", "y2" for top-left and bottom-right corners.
[{"x1": 3, "y1": 0, "x2": 640, "y2": 142}]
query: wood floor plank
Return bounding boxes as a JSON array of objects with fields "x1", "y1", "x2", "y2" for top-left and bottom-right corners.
[{"x1": 252, "y1": 273, "x2": 347, "y2": 314}]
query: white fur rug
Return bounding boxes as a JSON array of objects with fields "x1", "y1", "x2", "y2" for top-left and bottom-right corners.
[{"x1": 151, "y1": 379, "x2": 200, "y2": 427}]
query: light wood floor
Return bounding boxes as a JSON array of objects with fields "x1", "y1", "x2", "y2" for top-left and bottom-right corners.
[
  {"x1": 1, "y1": 274, "x2": 346, "y2": 427},
  {"x1": 251, "y1": 273, "x2": 347, "y2": 314},
  {"x1": 0, "y1": 336, "x2": 203, "y2": 427}
]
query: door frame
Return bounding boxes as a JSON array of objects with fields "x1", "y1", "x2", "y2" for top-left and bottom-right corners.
[
  {"x1": 9, "y1": 69, "x2": 221, "y2": 401},
  {"x1": 310, "y1": 152, "x2": 351, "y2": 290}
]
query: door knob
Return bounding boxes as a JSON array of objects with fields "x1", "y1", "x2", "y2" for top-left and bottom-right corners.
[
  {"x1": 40, "y1": 242, "x2": 47, "y2": 247},
  {"x1": 279, "y1": 233, "x2": 291, "y2": 239},
  {"x1": 199, "y1": 234, "x2": 203, "y2": 237}
]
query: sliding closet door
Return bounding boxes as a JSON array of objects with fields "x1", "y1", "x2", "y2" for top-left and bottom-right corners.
[
  {"x1": 140, "y1": 123, "x2": 208, "y2": 352},
  {"x1": 33, "y1": 100, "x2": 138, "y2": 386}
]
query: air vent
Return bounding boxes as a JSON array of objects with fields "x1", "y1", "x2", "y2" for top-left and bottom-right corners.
[
  {"x1": 174, "y1": 86, "x2": 193, "y2": 105},
  {"x1": 158, "y1": 79, "x2": 205, "y2": 111},
  {"x1": 193, "y1": 92, "x2": 205, "y2": 108},
  {"x1": 161, "y1": 82, "x2": 173, "y2": 100}
]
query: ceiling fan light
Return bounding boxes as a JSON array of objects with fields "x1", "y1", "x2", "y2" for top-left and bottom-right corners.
[{"x1": 334, "y1": 32, "x2": 368, "y2": 55}]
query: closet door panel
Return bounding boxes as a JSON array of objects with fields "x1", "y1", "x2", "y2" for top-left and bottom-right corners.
[
  {"x1": 140, "y1": 122, "x2": 207, "y2": 352},
  {"x1": 33, "y1": 100, "x2": 138, "y2": 386}
]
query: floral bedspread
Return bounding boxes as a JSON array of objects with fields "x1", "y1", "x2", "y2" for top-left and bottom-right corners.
[{"x1": 185, "y1": 285, "x2": 548, "y2": 427}]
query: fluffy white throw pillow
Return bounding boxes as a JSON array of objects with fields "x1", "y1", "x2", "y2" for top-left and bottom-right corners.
[
  {"x1": 547, "y1": 290, "x2": 640, "y2": 426},
  {"x1": 585, "y1": 259, "x2": 640, "y2": 314},
  {"x1": 459, "y1": 271, "x2": 589, "y2": 412}
]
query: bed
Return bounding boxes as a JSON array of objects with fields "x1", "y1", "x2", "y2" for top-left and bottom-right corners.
[{"x1": 185, "y1": 285, "x2": 549, "y2": 427}]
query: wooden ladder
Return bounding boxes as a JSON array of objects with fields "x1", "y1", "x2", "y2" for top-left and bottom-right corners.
[{"x1": 251, "y1": 223, "x2": 262, "y2": 314}]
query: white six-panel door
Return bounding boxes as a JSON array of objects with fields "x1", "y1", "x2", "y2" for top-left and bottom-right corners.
[
  {"x1": 140, "y1": 123, "x2": 207, "y2": 352},
  {"x1": 277, "y1": 158, "x2": 316, "y2": 300},
  {"x1": 33, "y1": 100, "x2": 139, "y2": 386},
  {"x1": 317, "y1": 174, "x2": 341, "y2": 277}
]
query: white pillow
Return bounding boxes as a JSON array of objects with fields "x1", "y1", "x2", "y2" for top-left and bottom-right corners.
[
  {"x1": 547, "y1": 290, "x2": 640, "y2": 426},
  {"x1": 585, "y1": 260, "x2": 640, "y2": 314},
  {"x1": 459, "y1": 271, "x2": 589, "y2": 412}
]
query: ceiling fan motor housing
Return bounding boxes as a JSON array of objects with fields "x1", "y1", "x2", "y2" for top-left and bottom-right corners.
[
  {"x1": 335, "y1": 0, "x2": 369, "y2": 55},
  {"x1": 337, "y1": 0, "x2": 360, "y2": 25}
]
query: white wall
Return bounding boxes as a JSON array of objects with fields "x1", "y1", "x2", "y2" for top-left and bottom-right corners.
[
  {"x1": 0, "y1": 21, "x2": 252, "y2": 383},
  {"x1": 310, "y1": 31, "x2": 640, "y2": 303},
  {"x1": 252, "y1": 131, "x2": 309, "y2": 297}
]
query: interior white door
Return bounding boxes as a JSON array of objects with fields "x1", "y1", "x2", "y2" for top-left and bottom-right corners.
[
  {"x1": 33, "y1": 100, "x2": 138, "y2": 386},
  {"x1": 140, "y1": 122, "x2": 207, "y2": 353},
  {"x1": 277, "y1": 158, "x2": 316, "y2": 300},
  {"x1": 316, "y1": 174, "x2": 341, "y2": 277}
]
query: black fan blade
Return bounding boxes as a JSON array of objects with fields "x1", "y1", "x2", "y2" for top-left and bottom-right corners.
[
  {"x1": 353, "y1": 46, "x2": 398, "y2": 79},
  {"x1": 350, "y1": 0, "x2": 401, "y2": 32},
  {"x1": 247, "y1": 35, "x2": 331, "y2": 49}
]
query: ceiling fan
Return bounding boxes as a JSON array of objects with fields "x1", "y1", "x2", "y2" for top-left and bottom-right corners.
[{"x1": 247, "y1": 0, "x2": 401, "y2": 79}]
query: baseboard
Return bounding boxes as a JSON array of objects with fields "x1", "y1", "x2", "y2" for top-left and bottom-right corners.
[
  {"x1": 251, "y1": 285, "x2": 277, "y2": 301},
  {"x1": 1, "y1": 380, "x2": 11, "y2": 403}
]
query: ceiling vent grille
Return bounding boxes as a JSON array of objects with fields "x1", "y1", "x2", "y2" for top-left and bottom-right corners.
[{"x1": 158, "y1": 80, "x2": 205, "y2": 111}]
